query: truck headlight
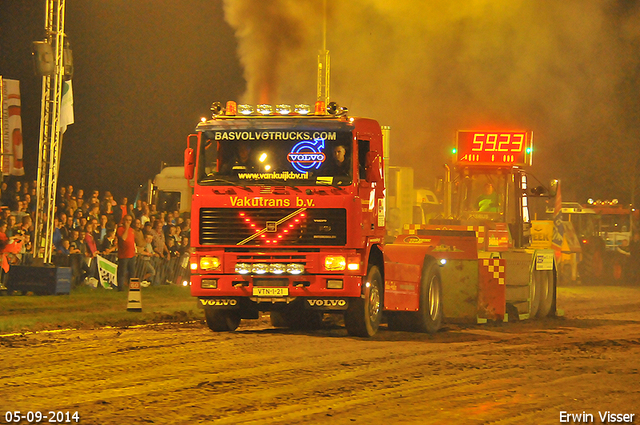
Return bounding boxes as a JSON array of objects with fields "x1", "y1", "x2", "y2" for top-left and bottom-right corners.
[
  {"x1": 324, "y1": 255, "x2": 346, "y2": 271},
  {"x1": 235, "y1": 263, "x2": 251, "y2": 274},
  {"x1": 251, "y1": 263, "x2": 269, "y2": 274},
  {"x1": 200, "y1": 256, "x2": 221, "y2": 271},
  {"x1": 287, "y1": 263, "x2": 305, "y2": 275},
  {"x1": 269, "y1": 263, "x2": 286, "y2": 274}
]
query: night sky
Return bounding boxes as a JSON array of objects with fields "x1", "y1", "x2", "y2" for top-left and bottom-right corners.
[
  {"x1": 1, "y1": 0, "x2": 243, "y2": 200},
  {"x1": 2, "y1": 1, "x2": 640, "y2": 204}
]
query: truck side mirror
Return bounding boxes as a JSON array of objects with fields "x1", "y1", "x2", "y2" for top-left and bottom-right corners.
[
  {"x1": 184, "y1": 147, "x2": 195, "y2": 180},
  {"x1": 184, "y1": 134, "x2": 197, "y2": 180},
  {"x1": 365, "y1": 151, "x2": 382, "y2": 184}
]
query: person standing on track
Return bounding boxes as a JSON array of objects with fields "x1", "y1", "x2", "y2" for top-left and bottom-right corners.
[{"x1": 116, "y1": 214, "x2": 136, "y2": 291}]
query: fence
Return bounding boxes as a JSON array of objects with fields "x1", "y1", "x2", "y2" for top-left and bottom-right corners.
[{"x1": 47, "y1": 253, "x2": 191, "y2": 288}]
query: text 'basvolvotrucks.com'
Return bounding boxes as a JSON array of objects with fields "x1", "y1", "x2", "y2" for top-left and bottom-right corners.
[{"x1": 184, "y1": 101, "x2": 559, "y2": 337}]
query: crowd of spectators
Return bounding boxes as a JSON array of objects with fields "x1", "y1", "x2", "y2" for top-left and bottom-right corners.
[{"x1": 0, "y1": 178, "x2": 191, "y2": 289}]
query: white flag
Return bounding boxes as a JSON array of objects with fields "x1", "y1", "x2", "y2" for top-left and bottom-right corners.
[
  {"x1": 59, "y1": 80, "x2": 74, "y2": 134},
  {"x1": 97, "y1": 255, "x2": 118, "y2": 289}
]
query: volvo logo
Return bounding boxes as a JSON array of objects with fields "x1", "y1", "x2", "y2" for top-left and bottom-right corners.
[
  {"x1": 200, "y1": 299, "x2": 238, "y2": 307},
  {"x1": 306, "y1": 299, "x2": 348, "y2": 310},
  {"x1": 287, "y1": 138, "x2": 327, "y2": 173}
]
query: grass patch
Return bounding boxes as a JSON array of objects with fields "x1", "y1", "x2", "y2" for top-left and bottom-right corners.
[{"x1": 0, "y1": 285, "x2": 203, "y2": 333}]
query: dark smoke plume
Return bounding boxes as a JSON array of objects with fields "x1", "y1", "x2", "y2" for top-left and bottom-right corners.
[{"x1": 224, "y1": 0, "x2": 640, "y2": 203}]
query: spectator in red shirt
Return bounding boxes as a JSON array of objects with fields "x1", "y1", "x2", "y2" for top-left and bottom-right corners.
[{"x1": 116, "y1": 214, "x2": 136, "y2": 291}]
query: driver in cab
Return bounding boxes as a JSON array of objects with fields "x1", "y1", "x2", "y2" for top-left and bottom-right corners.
[
  {"x1": 221, "y1": 142, "x2": 256, "y2": 173},
  {"x1": 328, "y1": 144, "x2": 350, "y2": 175},
  {"x1": 476, "y1": 183, "x2": 499, "y2": 212}
]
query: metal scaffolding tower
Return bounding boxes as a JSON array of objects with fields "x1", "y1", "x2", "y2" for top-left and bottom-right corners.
[
  {"x1": 317, "y1": 0, "x2": 330, "y2": 105},
  {"x1": 33, "y1": 0, "x2": 67, "y2": 263}
]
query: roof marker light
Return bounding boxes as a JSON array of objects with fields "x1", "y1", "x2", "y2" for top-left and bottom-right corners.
[
  {"x1": 276, "y1": 104, "x2": 292, "y2": 115},
  {"x1": 315, "y1": 101, "x2": 326, "y2": 115},
  {"x1": 238, "y1": 104, "x2": 254, "y2": 115},
  {"x1": 294, "y1": 104, "x2": 311, "y2": 115},
  {"x1": 257, "y1": 104, "x2": 273, "y2": 115},
  {"x1": 226, "y1": 101, "x2": 237, "y2": 115}
]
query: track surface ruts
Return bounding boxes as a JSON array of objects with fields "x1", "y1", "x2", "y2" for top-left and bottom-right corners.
[{"x1": 2, "y1": 286, "x2": 639, "y2": 424}]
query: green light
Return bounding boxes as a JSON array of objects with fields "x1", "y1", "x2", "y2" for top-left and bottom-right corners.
[
  {"x1": 452, "y1": 148, "x2": 457, "y2": 154},
  {"x1": 526, "y1": 147, "x2": 532, "y2": 154}
]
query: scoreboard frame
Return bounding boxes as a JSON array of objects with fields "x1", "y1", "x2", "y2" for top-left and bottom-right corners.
[{"x1": 455, "y1": 130, "x2": 533, "y2": 167}]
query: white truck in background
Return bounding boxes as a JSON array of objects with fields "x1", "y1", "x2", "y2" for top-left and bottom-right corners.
[
  {"x1": 385, "y1": 166, "x2": 442, "y2": 241},
  {"x1": 148, "y1": 166, "x2": 192, "y2": 213}
]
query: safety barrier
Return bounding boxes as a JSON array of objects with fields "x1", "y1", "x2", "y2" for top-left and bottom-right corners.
[{"x1": 46, "y1": 253, "x2": 192, "y2": 288}]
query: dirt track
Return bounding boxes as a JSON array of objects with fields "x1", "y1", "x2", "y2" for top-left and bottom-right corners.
[{"x1": 2, "y1": 285, "x2": 639, "y2": 425}]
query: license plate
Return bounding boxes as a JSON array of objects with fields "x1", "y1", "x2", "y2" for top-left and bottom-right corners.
[{"x1": 253, "y1": 287, "x2": 289, "y2": 297}]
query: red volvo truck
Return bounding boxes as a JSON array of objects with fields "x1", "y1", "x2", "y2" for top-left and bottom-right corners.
[{"x1": 185, "y1": 102, "x2": 558, "y2": 336}]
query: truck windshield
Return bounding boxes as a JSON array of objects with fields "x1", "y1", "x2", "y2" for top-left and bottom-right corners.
[
  {"x1": 458, "y1": 172, "x2": 508, "y2": 220},
  {"x1": 197, "y1": 128, "x2": 354, "y2": 186}
]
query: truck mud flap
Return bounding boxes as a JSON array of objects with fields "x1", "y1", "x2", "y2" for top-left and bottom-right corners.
[{"x1": 304, "y1": 298, "x2": 349, "y2": 311}]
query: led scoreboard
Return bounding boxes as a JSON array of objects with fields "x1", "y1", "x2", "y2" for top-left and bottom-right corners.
[{"x1": 455, "y1": 130, "x2": 532, "y2": 167}]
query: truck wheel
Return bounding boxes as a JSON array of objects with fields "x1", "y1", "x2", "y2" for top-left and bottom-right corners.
[
  {"x1": 536, "y1": 270, "x2": 554, "y2": 318},
  {"x1": 204, "y1": 308, "x2": 241, "y2": 332},
  {"x1": 529, "y1": 271, "x2": 542, "y2": 317},
  {"x1": 345, "y1": 265, "x2": 383, "y2": 337},
  {"x1": 413, "y1": 259, "x2": 443, "y2": 334}
]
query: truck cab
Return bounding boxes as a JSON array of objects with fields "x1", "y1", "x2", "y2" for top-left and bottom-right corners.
[{"x1": 185, "y1": 101, "x2": 387, "y2": 336}]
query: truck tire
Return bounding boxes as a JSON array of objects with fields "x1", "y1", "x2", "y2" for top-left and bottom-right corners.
[
  {"x1": 204, "y1": 308, "x2": 241, "y2": 332},
  {"x1": 536, "y1": 270, "x2": 554, "y2": 318},
  {"x1": 529, "y1": 271, "x2": 541, "y2": 318},
  {"x1": 413, "y1": 259, "x2": 443, "y2": 334},
  {"x1": 345, "y1": 265, "x2": 383, "y2": 337}
]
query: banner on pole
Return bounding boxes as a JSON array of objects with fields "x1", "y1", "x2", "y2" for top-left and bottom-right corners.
[
  {"x1": 59, "y1": 80, "x2": 74, "y2": 134},
  {"x1": 1, "y1": 78, "x2": 25, "y2": 176}
]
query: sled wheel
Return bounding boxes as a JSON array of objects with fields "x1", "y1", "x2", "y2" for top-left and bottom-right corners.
[
  {"x1": 345, "y1": 265, "x2": 383, "y2": 337},
  {"x1": 413, "y1": 259, "x2": 443, "y2": 334},
  {"x1": 204, "y1": 308, "x2": 240, "y2": 331},
  {"x1": 536, "y1": 270, "x2": 554, "y2": 318},
  {"x1": 529, "y1": 271, "x2": 541, "y2": 317}
]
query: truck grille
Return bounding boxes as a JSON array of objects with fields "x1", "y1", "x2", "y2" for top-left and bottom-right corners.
[{"x1": 199, "y1": 208, "x2": 347, "y2": 246}]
